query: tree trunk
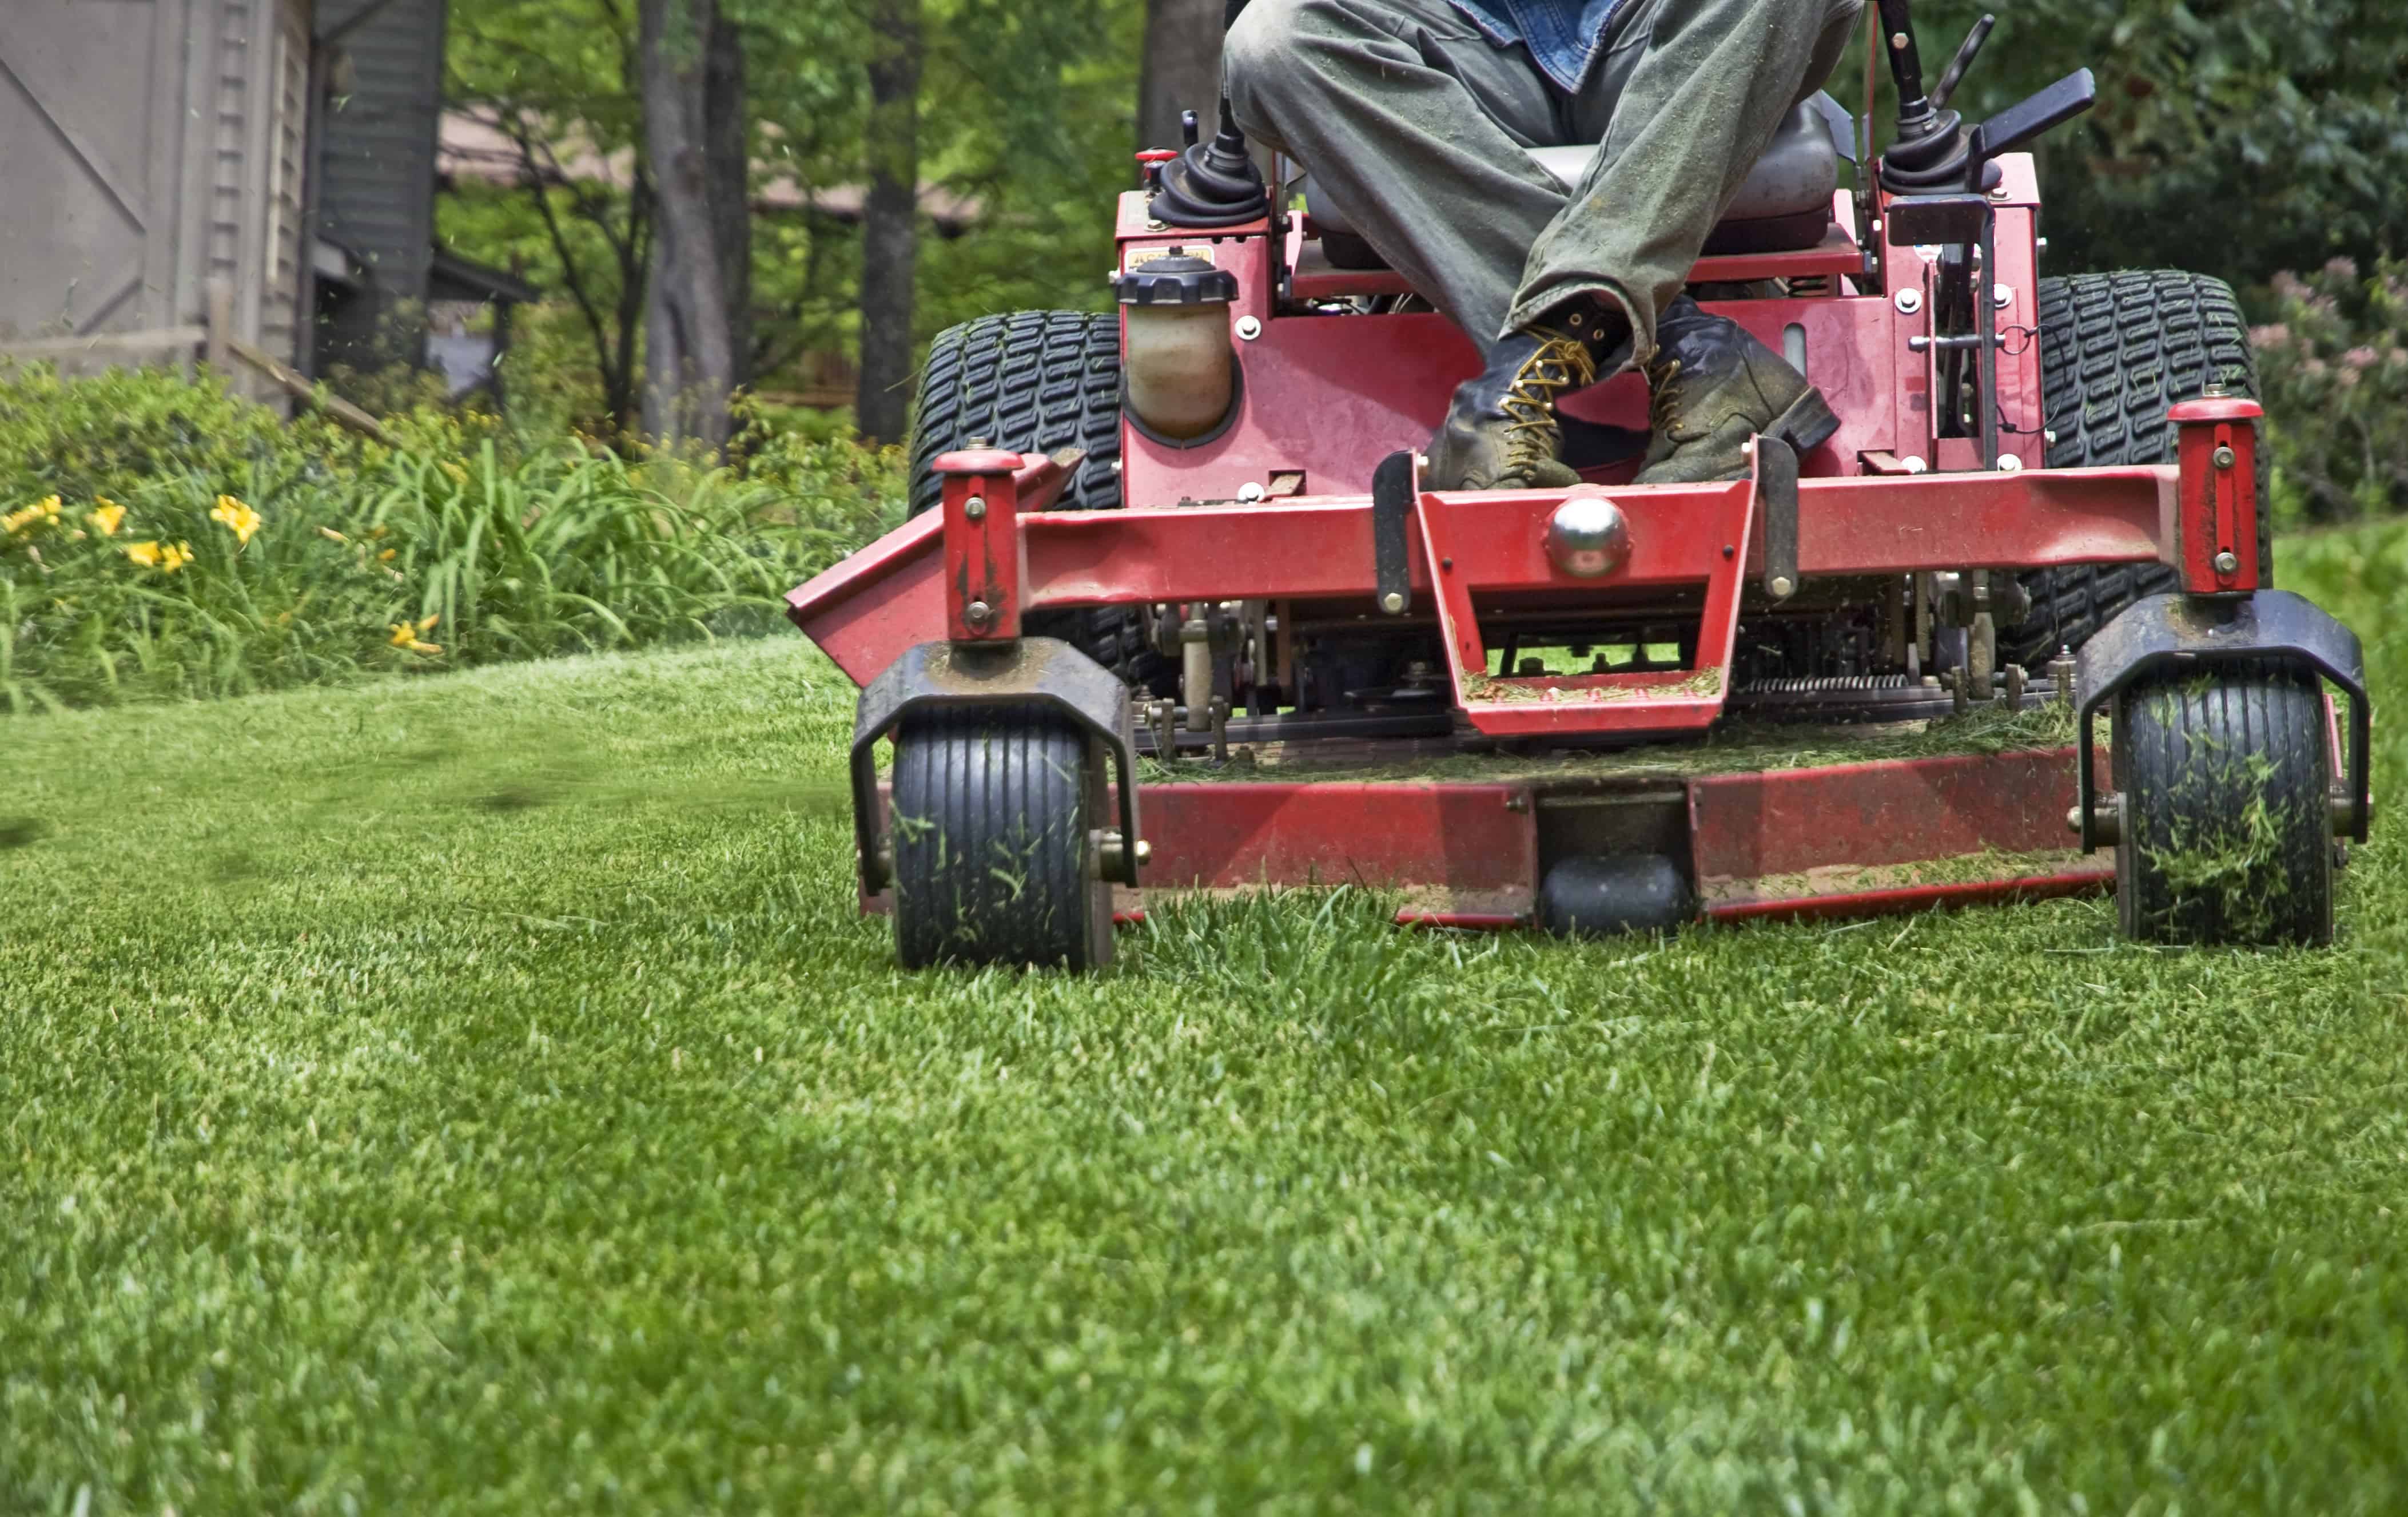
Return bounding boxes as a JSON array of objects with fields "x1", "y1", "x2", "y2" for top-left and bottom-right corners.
[
  {"x1": 639, "y1": 0, "x2": 736, "y2": 450},
  {"x1": 1137, "y1": 0, "x2": 1225, "y2": 158},
  {"x1": 705, "y1": 10, "x2": 751, "y2": 391},
  {"x1": 853, "y1": 0, "x2": 923, "y2": 448}
]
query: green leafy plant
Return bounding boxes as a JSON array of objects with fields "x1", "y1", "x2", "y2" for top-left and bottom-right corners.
[
  {"x1": 2252, "y1": 256, "x2": 2408, "y2": 525},
  {"x1": 0, "y1": 365, "x2": 902, "y2": 712}
]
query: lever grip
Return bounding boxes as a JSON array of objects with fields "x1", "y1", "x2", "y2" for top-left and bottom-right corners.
[
  {"x1": 1972, "y1": 68, "x2": 2096, "y2": 163},
  {"x1": 1929, "y1": 13, "x2": 1995, "y2": 112}
]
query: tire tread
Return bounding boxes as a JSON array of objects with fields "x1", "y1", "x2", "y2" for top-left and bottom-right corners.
[{"x1": 2008, "y1": 271, "x2": 2266, "y2": 668}]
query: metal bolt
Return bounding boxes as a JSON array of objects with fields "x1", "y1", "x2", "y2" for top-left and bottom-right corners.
[
  {"x1": 1895, "y1": 289, "x2": 1923, "y2": 315},
  {"x1": 964, "y1": 599, "x2": 994, "y2": 626},
  {"x1": 1379, "y1": 590, "x2": 1406, "y2": 614},
  {"x1": 1890, "y1": 30, "x2": 1909, "y2": 47},
  {"x1": 964, "y1": 495, "x2": 986, "y2": 521},
  {"x1": 1440, "y1": 557, "x2": 1454, "y2": 571},
  {"x1": 2331, "y1": 792, "x2": 2367, "y2": 835},
  {"x1": 1236, "y1": 480, "x2": 1266, "y2": 502},
  {"x1": 1235, "y1": 315, "x2": 1263, "y2": 340},
  {"x1": 966, "y1": 436, "x2": 990, "y2": 449},
  {"x1": 1768, "y1": 574, "x2": 1796, "y2": 599},
  {"x1": 2214, "y1": 444, "x2": 2236, "y2": 470},
  {"x1": 1096, "y1": 832, "x2": 1155, "y2": 877},
  {"x1": 2214, "y1": 550, "x2": 2239, "y2": 575},
  {"x1": 2074, "y1": 793, "x2": 2124, "y2": 845},
  {"x1": 1993, "y1": 284, "x2": 2013, "y2": 309}
]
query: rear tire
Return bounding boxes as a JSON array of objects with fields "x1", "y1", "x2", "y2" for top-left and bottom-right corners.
[
  {"x1": 2114, "y1": 665, "x2": 2333, "y2": 947},
  {"x1": 2006, "y1": 272, "x2": 2267, "y2": 668},
  {"x1": 890, "y1": 705, "x2": 1113, "y2": 971},
  {"x1": 908, "y1": 313, "x2": 1169, "y2": 693}
]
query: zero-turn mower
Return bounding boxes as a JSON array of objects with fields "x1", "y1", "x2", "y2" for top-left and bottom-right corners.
[{"x1": 787, "y1": 0, "x2": 2372, "y2": 969}]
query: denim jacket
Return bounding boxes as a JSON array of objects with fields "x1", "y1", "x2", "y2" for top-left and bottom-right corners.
[{"x1": 1446, "y1": 0, "x2": 1631, "y2": 91}]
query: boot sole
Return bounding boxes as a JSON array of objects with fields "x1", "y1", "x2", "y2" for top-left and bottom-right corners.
[{"x1": 1765, "y1": 386, "x2": 1841, "y2": 457}]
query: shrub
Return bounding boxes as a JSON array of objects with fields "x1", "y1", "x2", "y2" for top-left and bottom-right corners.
[
  {"x1": 2252, "y1": 256, "x2": 2408, "y2": 525},
  {"x1": 0, "y1": 365, "x2": 903, "y2": 712}
]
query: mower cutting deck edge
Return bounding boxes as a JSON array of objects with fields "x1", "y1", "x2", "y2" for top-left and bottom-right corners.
[{"x1": 789, "y1": 0, "x2": 2371, "y2": 969}]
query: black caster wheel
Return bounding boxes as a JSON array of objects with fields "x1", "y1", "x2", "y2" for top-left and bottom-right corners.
[
  {"x1": 2112, "y1": 664, "x2": 2334, "y2": 946},
  {"x1": 889, "y1": 704, "x2": 1114, "y2": 970}
]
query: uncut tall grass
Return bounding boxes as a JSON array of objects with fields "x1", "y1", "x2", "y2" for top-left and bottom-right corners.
[{"x1": 0, "y1": 366, "x2": 901, "y2": 712}]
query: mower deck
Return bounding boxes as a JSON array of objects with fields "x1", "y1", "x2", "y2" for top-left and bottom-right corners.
[{"x1": 857, "y1": 703, "x2": 2108, "y2": 929}]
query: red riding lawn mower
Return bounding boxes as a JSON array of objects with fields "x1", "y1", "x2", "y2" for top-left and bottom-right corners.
[{"x1": 789, "y1": 0, "x2": 2372, "y2": 970}]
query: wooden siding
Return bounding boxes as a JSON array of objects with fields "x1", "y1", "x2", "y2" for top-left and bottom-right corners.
[
  {"x1": 0, "y1": 0, "x2": 313, "y2": 387},
  {"x1": 315, "y1": 0, "x2": 448, "y2": 370}
]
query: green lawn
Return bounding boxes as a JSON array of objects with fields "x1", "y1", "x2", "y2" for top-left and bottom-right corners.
[{"x1": 6, "y1": 537, "x2": 2408, "y2": 1513}]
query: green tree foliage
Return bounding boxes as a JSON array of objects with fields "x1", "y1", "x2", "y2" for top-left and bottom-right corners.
[
  {"x1": 444, "y1": 0, "x2": 655, "y2": 434},
  {"x1": 444, "y1": 0, "x2": 1145, "y2": 434},
  {"x1": 1835, "y1": 1, "x2": 2408, "y2": 291}
]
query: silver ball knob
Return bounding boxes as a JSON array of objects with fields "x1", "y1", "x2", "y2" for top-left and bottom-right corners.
[{"x1": 1545, "y1": 492, "x2": 1631, "y2": 579}]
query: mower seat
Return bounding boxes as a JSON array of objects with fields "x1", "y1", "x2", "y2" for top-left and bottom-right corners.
[{"x1": 1305, "y1": 95, "x2": 1845, "y2": 265}]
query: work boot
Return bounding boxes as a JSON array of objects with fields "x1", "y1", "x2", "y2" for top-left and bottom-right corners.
[
  {"x1": 1423, "y1": 328, "x2": 1603, "y2": 491},
  {"x1": 1634, "y1": 296, "x2": 1840, "y2": 485}
]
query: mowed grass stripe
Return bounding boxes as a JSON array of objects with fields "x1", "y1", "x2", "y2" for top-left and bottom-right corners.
[{"x1": 6, "y1": 541, "x2": 2408, "y2": 1512}]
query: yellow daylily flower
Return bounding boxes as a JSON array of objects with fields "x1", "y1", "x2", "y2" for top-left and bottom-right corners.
[
  {"x1": 87, "y1": 499, "x2": 124, "y2": 536},
  {"x1": 389, "y1": 621, "x2": 443, "y2": 656},
  {"x1": 210, "y1": 495, "x2": 261, "y2": 545},
  {"x1": 124, "y1": 540, "x2": 162, "y2": 568},
  {"x1": 3, "y1": 495, "x2": 62, "y2": 535},
  {"x1": 158, "y1": 541, "x2": 193, "y2": 574}
]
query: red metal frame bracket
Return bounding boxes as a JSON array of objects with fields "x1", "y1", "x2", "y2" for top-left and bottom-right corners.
[
  {"x1": 2167, "y1": 395, "x2": 2263, "y2": 594},
  {"x1": 1415, "y1": 457, "x2": 1756, "y2": 736},
  {"x1": 933, "y1": 448, "x2": 1077, "y2": 643}
]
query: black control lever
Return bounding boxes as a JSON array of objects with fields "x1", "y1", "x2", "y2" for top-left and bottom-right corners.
[
  {"x1": 1874, "y1": 0, "x2": 1933, "y2": 124},
  {"x1": 1928, "y1": 14, "x2": 1995, "y2": 112},
  {"x1": 1971, "y1": 69, "x2": 2096, "y2": 167}
]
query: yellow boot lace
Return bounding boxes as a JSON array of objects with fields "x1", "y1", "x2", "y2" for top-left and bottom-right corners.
[{"x1": 1498, "y1": 329, "x2": 1599, "y2": 471}]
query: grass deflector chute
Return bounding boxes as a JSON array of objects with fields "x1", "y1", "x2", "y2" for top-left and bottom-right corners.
[{"x1": 789, "y1": 0, "x2": 2371, "y2": 968}]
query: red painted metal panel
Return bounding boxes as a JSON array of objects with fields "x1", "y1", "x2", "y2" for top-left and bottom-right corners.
[
  {"x1": 1689, "y1": 748, "x2": 2084, "y2": 884},
  {"x1": 935, "y1": 451, "x2": 1024, "y2": 642},
  {"x1": 1683, "y1": 223, "x2": 1866, "y2": 283},
  {"x1": 1792, "y1": 466, "x2": 2166, "y2": 576},
  {"x1": 1701, "y1": 868, "x2": 2110, "y2": 923},
  {"x1": 1139, "y1": 781, "x2": 1537, "y2": 902},
  {"x1": 1423, "y1": 471, "x2": 1756, "y2": 736},
  {"x1": 784, "y1": 511, "x2": 944, "y2": 685},
  {"x1": 2169, "y1": 396, "x2": 2264, "y2": 593},
  {"x1": 787, "y1": 468, "x2": 2172, "y2": 692}
]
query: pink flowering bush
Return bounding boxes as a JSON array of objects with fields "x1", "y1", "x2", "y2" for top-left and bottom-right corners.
[{"x1": 2251, "y1": 256, "x2": 2408, "y2": 523}]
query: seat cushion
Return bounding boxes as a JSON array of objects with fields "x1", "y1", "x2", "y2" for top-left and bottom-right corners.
[{"x1": 1307, "y1": 94, "x2": 1844, "y2": 260}]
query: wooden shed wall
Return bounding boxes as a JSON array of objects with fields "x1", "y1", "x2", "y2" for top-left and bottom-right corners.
[
  {"x1": 314, "y1": 0, "x2": 449, "y2": 372},
  {"x1": 0, "y1": 0, "x2": 312, "y2": 390}
]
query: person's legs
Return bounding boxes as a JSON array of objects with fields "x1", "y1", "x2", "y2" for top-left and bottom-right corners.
[
  {"x1": 1223, "y1": 0, "x2": 1565, "y2": 347},
  {"x1": 1517, "y1": 0, "x2": 1866, "y2": 350},
  {"x1": 1227, "y1": 0, "x2": 1865, "y2": 487}
]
